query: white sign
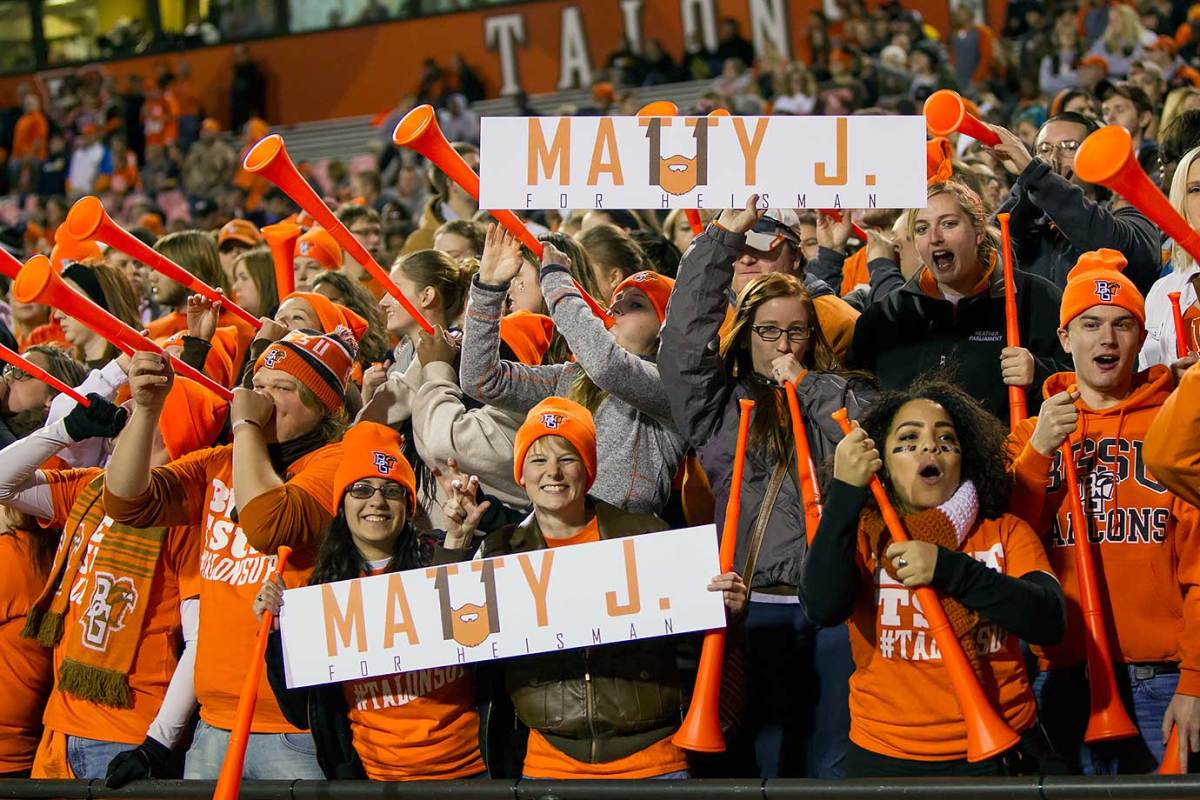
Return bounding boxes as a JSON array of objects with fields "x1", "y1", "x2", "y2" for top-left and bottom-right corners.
[
  {"x1": 479, "y1": 115, "x2": 928, "y2": 211},
  {"x1": 279, "y1": 526, "x2": 725, "y2": 688}
]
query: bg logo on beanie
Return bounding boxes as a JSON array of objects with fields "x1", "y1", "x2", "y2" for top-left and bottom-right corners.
[
  {"x1": 1093, "y1": 279, "x2": 1121, "y2": 303},
  {"x1": 540, "y1": 413, "x2": 563, "y2": 429},
  {"x1": 261, "y1": 349, "x2": 286, "y2": 369},
  {"x1": 373, "y1": 451, "x2": 398, "y2": 474}
]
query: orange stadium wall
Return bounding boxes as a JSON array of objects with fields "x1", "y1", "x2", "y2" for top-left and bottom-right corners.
[{"x1": 0, "y1": 0, "x2": 1008, "y2": 128}]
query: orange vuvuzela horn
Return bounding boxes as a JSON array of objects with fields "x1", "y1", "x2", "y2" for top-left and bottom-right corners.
[
  {"x1": 1169, "y1": 292, "x2": 1189, "y2": 358},
  {"x1": 242, "y1": 135, "x2": 434, "y2": 335},
  {"x1": 1057, "y1": 422, "x2": 1140, "y2": 744},
  {"x1": 213, "y1": 546, "x2": 292, "y2": 800},
  {"x1": 997, "y1": 213, "x2": 1027, "y2": 430},
  {"x1": 1160, "y1": 726, "x2": 1184, "y2": 773},
  {"x1": 392, "y1": 105, "x2": 611, "y2": 323},
  {"x1": 0, "y1": 248, "x2": 21, "y2": 280},
  {"x1": 673, "y1": 397, "x2": 755, "y2": 753},
  {"x1": 831, "y1": 408, "x2": 1021, "y2": 761},
  {"x1": 0, "y1": 344, "x2": 90, "y2": 406},
  {"x1": 14, "y1": 256, "x2": 233, "y2": 402},
  {"x1": 63, "y1": 196, "x2": 261, "y2": 330},
  {"x1": 1077, "y1": 125, "x2": 1200, "y2": 264},
  {"x1": 820, "y1": 208, "x2": 869, "y2": 241},
  {"x1": 262, "y1": 222, "x2": 301, "y2": 299},
  {"x1": 923, "y1": 90, "x2": 1001, "y2": 146},
  {"x1": 784, "y1": 380, "x2": 822, "y2": 545}
]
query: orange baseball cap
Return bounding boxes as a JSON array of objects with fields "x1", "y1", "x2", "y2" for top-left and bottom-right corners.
[
  {"x1": 201, "y1": 117, "x2": 221, "y2": 134},
  {"x1": 1079, "y1": 55, "x2": 1109, "y2": 74},
  {"x1": 218, "y1": 219, "x2": 262, "y2": 249},
  {"x1": 332, "y1": 421, "x2": 416, "y2": 512},
  {"x1": 610, "y1": 271, "x2": 675, "y2": 323},
  {"x1": 1059, "y1": 248, "x2": 1145, "y2": 328},
  {"x1": 513, "y1": 396, "x2": 597, "y2": 489},
  {"x1": 294, "y1": 227, "x2": 343, "y2": 270},
  {"x1": 137, "y1": 213, "x2": 165, "y2": 239}
]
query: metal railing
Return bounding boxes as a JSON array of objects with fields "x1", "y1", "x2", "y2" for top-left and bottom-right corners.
[{"x1": 2, "y1": 776, "x2": 1200, "y2": 800}]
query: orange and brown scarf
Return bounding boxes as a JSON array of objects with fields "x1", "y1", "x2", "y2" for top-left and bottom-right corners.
[{"x1": 22, "y1": 475, "x2": 168, "y2": 708}]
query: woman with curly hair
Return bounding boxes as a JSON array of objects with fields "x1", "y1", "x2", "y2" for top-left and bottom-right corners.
[{"x1": 803, "y1": 376, "x2": 1065, "y2": 777}]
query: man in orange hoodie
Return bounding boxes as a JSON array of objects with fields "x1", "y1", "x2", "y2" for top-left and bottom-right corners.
[{"x1": 1008, "y1": 248, "x2": 1200, "y2": 773}]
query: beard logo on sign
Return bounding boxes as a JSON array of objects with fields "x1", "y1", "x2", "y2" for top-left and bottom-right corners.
[
  {"x1": 431, "y1": 560, "x2": 503, "y2": 649},
  {"x1": 450, "y1": 602, "x2": 493, "y2": 648},
  {"x1": 644, "y1": 118, "x2": 711, "y2": 197}
]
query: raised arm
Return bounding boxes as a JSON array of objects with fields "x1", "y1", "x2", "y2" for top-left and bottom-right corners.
[
  {"x1": 658, "y1": 197, "x2": 763, "y2": 447},
  {"x1": 540, "y1": 256, "x2": 674, "y2": 426},
  {"x1": 459, "y1": 225, "x2": 563, "y2": 412}
]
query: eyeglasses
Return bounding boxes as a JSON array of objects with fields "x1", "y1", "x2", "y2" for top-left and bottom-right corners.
[
  {"x1": 346, "y1": 482, "x2": 408, "y2": 502},
  {"x1": 2, "y1": 365, "x2": 32, "y2": 382},
  {"x1": 1035, "y1": 140, "x2": 1081, "y2": 158},
  {"x1": 752, "y1": 325, "x2": 811, "y2": 343}
]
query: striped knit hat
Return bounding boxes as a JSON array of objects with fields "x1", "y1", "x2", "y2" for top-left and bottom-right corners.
[{"x1": 254, "y1": 328, "x2": 357, "y2": 412}]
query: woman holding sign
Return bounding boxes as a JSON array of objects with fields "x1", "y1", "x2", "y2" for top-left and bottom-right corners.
[
  {"x1": 435, "y1": 396, "x2": 747, "y2": 779},
  {"x1": 255, "y1": 421, "x2": 487, "y2": 781},
  {"x1": 658, "y1": 196, "x2": 875, "y2": 779},
  {"x1": 802, "y1": 377, "x2": 1065, "y2": 776}
]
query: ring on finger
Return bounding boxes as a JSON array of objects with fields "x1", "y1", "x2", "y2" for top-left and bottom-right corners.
[{"x1": 897, "y1": 558, "x2": 908, "y2": 569}]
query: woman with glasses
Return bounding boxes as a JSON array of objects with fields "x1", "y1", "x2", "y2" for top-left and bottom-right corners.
[
  {"x1": 658, "y1": 198, "x2": 876, "y2": 779},
  {"x1": 255, "y1": 422, "x2": 486, "y2": 781}
]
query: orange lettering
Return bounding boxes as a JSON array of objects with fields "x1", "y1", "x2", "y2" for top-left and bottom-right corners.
[
  {"x1": 528, "y1": 118, "x2": 571, "y2": 185},
  {"x1": 383, "y1": 573, "x2": 420, "y2": 647},
  {"x1": 731, "y1": 117, "x2": 769, "y2": 184},
  {"x1": 587, "y1": 118, "x2": 625, "y2": 186},
  {"x1": 815, "y1": 118, "x2": 848, "y2": 186},
  {"x1": 605, "y1": 539, "x2": 641, "y2": 616},
  {"x1": 517, "y1": 551, "x2": 555, "y2": 626},
  {"x1": 323, "y1": 582, "x2": 366, "y2": 656}
]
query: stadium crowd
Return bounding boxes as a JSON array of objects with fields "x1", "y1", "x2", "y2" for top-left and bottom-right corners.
[{"x1": 0, "y1": 0, "x2": 1198, "y2": 787}]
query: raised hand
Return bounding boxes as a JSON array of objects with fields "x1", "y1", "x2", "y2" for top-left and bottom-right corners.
[
  {"x1": 479, "y1": 223, "x2": 526, "y2": 285},
  {"x1": 716, "y1": 194, "x2": 766, "y2": 235}
]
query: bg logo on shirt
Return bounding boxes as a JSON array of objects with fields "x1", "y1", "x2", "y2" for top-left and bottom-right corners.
[{"x1": 79, "y1": 572, "x2": 139, "y2": 652}]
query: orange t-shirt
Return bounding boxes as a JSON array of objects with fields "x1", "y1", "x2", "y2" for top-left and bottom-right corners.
[
  {"x1": 109, "y1": 152, "x2": 139, "y2": 195},
  {"x1": 104, "y1": 444, "x2": 341, "y2": 732},
  {"x1": 0, "y1": 532, "x2": 54, "y2": 772},
  {"x1": 523, "y1": 730, "x2": 688, "y2": 779},
  {"x1": 142, "y1": 97, "x2": 178, "y2": 148},
  {"x1": 168, "y1": 80, "x2": 201, "y2": 118},
  {"x1": 12, "y1": 111, "x2": 48, "y2": 160},
  {"x1": 342, "y1": 663, "x2": 483, "y2": 780},
  {"x1": 525, "y1": 517, "x2": 688, "y2": 778},
  {"x1": 846, "y1": 513, "x2": 1049, "y2": 761},
  {"x1": 544, "y1": 518, "x2": 600, "y2": 548},
  {"x1": 839, "y1": 246, "x2": 870, "y2": 297},
  {"x1": 39, "y1": 469, "x2": 201, "y2": 745}
]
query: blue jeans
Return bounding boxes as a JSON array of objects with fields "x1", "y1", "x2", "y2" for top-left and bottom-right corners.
[
  {"x1": 739, "y1": 599, "x2": 852, "y2": 778},
  {"x1": 66, "y1": 736, "x2": 130, "y2": 780},
  {"x1": 1034, "y1": 664, "x2": 1178, "y2": 774},
  {"x1": 184, "y1": 720, "x2": 324, "y2": 780}
]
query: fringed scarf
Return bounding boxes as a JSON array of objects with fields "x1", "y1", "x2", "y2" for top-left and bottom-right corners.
[{"x1": 22, "y1": 475, "x2": 168, "y2": 708}]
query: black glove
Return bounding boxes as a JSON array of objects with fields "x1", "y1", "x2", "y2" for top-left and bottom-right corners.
[
  {"x1": 63, "y1": 393, "x2": 128, "y2": 442},
  {"x1": 104, "y1": 735, "x2": 171, "y2": 788}
]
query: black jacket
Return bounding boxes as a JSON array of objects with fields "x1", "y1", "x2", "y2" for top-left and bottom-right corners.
[
  {"x1": 847, "y1": 265, "x2": 1069, "y2": 422},
  {"x1": 998, "y1": 159, "x2": 1160, "y2": 296}
]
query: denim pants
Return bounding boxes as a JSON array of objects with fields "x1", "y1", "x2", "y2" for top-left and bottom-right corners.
[
  {"x1": 184, "y1": 719, "x2": 324, "y2": 780},
  {"x1": 66, "y1": 736, "x2": 130, "y2": 780},
  {"x1": 738, "y1": 598, "x2": 853, "y2": 779},
  {"x1": 1034, "y1": 664, "x2": 1178, "y2": 774}
]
